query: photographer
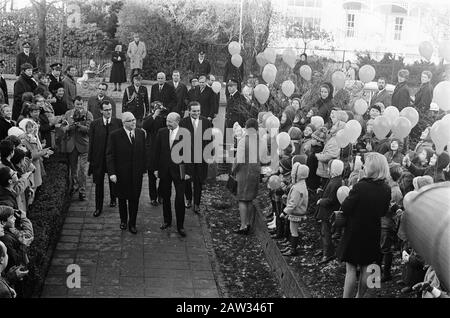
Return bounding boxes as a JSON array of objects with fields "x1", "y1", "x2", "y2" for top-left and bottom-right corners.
[
  {"x1": 143, "y1": 101, "x2": 167, "y2": 206},
  {"x1": 62, "y1": 96, "x2": 93, "y2": 201}
]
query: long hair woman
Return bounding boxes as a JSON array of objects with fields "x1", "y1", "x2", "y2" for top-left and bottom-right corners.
[{"x1": 337, "y1": 152, "x2": 391, "y2": 298}]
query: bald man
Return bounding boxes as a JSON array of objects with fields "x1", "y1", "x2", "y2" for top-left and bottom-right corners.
[
  {"x1": 106, "y1": 112, "x2": 148, "y2": 234},
  {"x1": 150, "y1": 72, "x2": 177, "y2": 113},
  {"x1": 152, "y1": 112, "x2": 190, "y2": 237}
]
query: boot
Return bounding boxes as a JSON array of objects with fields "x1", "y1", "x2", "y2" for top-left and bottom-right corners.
[
  {"x1": 282, "y1": 236, "x2": 299, "y2": 256},
  {"x1": 381, "y1": 253, "x2": 393, "y2": 282}
]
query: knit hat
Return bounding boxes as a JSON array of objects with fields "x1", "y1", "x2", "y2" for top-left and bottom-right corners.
[
  {"x1": 280, "y1": 157, "x2": 292, "y2": 172},
  {"x1": 288, "y1": 127, "x2": 302, "y2": 141},
  {"x1": 291, "y1": 163, "x2": 309, "y2": 183},
  {"x1": 21, "y1": 63, "x2": 33, "y2": 71},
  {"x1": 412, "y1": 175, "x2": 434, "y2": 190},
  {"x1": 436, "y1": 151, "x2": 450, "y2": 170},
  {"x1": 292, "y1": 154, "x2": 307, "y2": 166},
  {"x1": 311, "y1": 126, "x2": 327, "y2": 143},
  {"x1": 305, "y1": 123, "x2": 316, "y2": 133},
  {"x1": 329, "y1": 159, "x2": 344, "y2": 178}
]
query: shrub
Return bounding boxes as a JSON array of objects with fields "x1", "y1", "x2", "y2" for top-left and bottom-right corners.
[{"x1": 22, "y1": 154, "x2": 70, "y2": 298}]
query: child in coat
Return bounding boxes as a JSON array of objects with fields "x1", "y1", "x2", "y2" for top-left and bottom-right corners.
[{"x1": 279, "y1": 163, "x2": 309, "y2": 256}]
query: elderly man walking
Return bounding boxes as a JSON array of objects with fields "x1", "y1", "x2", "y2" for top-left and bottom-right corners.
[
  {"x1": 127, "y1": 33, "x2": 147, "y2": 79},
  {"x1": 150, "y1": 72, "x2": 177, "y2": 113}
]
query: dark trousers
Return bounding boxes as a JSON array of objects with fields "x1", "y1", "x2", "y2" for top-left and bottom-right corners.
[
  {"x1": 321, "y1": 220, "x2": 334, "y2": 257},
  {"x1": 118, "y1": 198, "x2": 139, "y2": 228},
  {"x1": 161, "y1": 173, "x2": 186, "y2": 230},
  {"x1": 148, "y1": 169, "x2": 161, "y2": 201},
  {"x1": 94, "y1": 171, "x2": 116, "y2": 210},
  {"x1": 184, "y1": 179, "x2": 203, "y2": 206}
]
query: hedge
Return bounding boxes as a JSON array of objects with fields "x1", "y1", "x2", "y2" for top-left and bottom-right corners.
[{"x1": 22, "y1": 154, "x2": 70, "y2": 298}]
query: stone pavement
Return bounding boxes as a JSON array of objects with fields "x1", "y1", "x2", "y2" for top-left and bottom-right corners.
[{"x1": 41, "y1": 178, "x2": 221, "y2": 298}]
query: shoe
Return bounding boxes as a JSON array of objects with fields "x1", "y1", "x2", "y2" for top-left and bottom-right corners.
[
  {"x1": 318, "y1": 255, "x2": 334, "y2": 264},
  {"x1": 109, "y1": 200, "x2": 116, "y2": 208},
  {"x1": 160, "y1": 223, "x2": 171, "y2": 230},
  {"x1": 129, "y1": 226, "x2": 137, "y2": 234},
  {"x1": 150, "y1": 200, "x2": 159, "y2": 206},
  {"x1": 79, "y1": 193, "x2": 86, "y2": 201},
  {"x1": 157, "y1": 196, "x2": 163, "y2": 204},
  {"x1": 93, "y1": 209, "x2": 102, "y2": 217},
  {"x1": 178, "y1": 229, "x2": 186, "y2": 237},
  {"x1": 271, "y1": 233, "x2": 282, "y2": 239},
  {"x1": 268, "y1": 229, "x2": 277, "y2": 235},
  {"x1": 185, "y1": 200, "x2": 192, "y2": 209},
  {"x1": 120, "y1": 222, "x2": 127, "y2": 230},
  {"x1": 233, "y1": 225, "x2": 250, "y2": 235},
  {"x1": 193, "y1": 205, "x2": 200, "y2": 214}
]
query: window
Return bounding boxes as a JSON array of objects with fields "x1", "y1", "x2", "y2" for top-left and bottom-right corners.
[
  {"x1": 288, "y1": 0, "x2": 322, "y2": 7},
  {"x1": 346, "y1": 13, "x2": 355, "y2": 38},
  {"x1": 394, "y1": 17, "x2": 404, "y2": 41}
]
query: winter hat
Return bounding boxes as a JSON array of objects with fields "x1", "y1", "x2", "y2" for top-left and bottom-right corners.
[
  {"x1": 329, "y1": 120, "x2": 346, "y2": 136},
  {"x1": 370, "y1": 104, "x2": 382, "y2": 113},
  {"x1": 292, "y1": 154, "x2": 307, "y2": 166},
  {"x1": 291, "y1": 162, "x2": 309, "y2": 183},
  {"x1": 311, "y1": 126, "x2": 327, "y2": 143},
  {"x1": 413, "y1": 175, "x2": 434, "y2": 190},
  {"x1": 436, "y1": 151, "x2": 450, "y2": 170},
  {"x1": 305, "y1": 123, "x2": 316, "y2": 133},
  {"x1": 21, "y1": 63, "x2": 33, "y2": 71},
  {"x1": 258, "y1": 112, "x2": 267, "y2": 124},
  {"x1": 283, "y1": 106, "x2": 296, "y2": 123},
  {"x1": 280, "y1": 157, "x2": 292, "y2": 172},
  {"x1": 329, "y1": 159, "x2": 344, "y2": 178},
  {"x1": 288, "y1": 127, "x2": 302, "y2": 141},
  {"x1": 8, "y1": 126, "x2": 25, "y2": 138}
]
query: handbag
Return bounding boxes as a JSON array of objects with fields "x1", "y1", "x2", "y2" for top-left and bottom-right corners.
[{"x1": 226, "y1": 173, "x2": 237, "y2": 196}]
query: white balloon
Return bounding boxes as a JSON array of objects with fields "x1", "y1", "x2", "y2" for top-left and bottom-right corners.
[
  {"x1": 211, "y1": 81, "x2": 221, "y2": 94},
  {"x1": 264, "y1": 48, "x2": 277, "y2": 64}
]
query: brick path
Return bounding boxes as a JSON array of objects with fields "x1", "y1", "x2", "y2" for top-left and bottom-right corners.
[{"x1": 41, "y1": 178, "x2": 221, "y2": 298}]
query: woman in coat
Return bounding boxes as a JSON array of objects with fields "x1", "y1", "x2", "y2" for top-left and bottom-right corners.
[
  {"x1": 337, "y1": 152, "x2": 391, "y2": 298},
  {"x1": 232, "y1": 118, "x2": 266, "y2": 235},
  {"x1": 313, "y1": 82, "x2": 334, "y2": 126},
  {"x1": 110, "y1": 45, "x2": 127, "y2": 92},
  {"x1": 12, "y1": 63, "x2": 37, "y2": 122}
]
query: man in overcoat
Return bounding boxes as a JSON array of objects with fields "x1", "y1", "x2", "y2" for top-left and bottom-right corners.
[
  {"x1": 150, "y1": 72, "x2": 177, "y2": 113},
  {"x1": 196, "y1": 75, "x2": 217, "y2": 121},
  {"x1": 391, "y1": 69, "x2": 411, "y2": 110},
  {"x1": 106, "y1": 112, "x2": 147, "y2": 234},
  {"x1": 15, "y1": 42, "x2": 37, "y2": 77},
  {"x1": 89, "y1": 100, "x2": 122, "y2": 217},
  {"x1": 370, "y1": 77, "x2": 391, "y2": 108},
  {"x1": 169, "y1": 70, "x2": 189, "y2": 116},
  {"x1": 127, "y1": 33, "x2": 147, "y2": 79}
]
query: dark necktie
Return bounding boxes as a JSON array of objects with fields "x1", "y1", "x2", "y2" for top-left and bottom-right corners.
[
  {"x1": 159, "y1": 85, "x2": 163, "y2": 92},
  {"x1": 130, "y1": 131, "x2": 135, "y2": 144},
  {"x1": 105, "y1": 120, "x2": 109, "y2": 135}
]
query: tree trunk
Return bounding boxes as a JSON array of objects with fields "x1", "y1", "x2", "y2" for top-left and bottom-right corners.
[
  {"x1": 58, "y1": 2, "x2": 66, "y2": 61},
  {"x1": 36, "y1": 1, "x2": 47, "y2": 72},
  {"x1": 10, "y1": 0, "x2": 13, "y2": 11}
]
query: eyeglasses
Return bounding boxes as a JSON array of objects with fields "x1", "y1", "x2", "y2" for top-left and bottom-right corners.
[
  {"x1": 124, "y1": 119, "x2": 136, "y2": 122},
  {"x1": 103, "y1": 108, "x2": 113, "y2": 112}
]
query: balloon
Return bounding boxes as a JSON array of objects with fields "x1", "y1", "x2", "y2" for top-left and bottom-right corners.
[
  {"x1": 358, "y1": 65, "x2": 376, "y2": 83},
  {"x1": 211, "y1": 81, "x2": 221, "y2": 94},
  {"x1": 419, "y1": 41, "x2": 433, "y2": 61},
  {"x1": 7, "y1": 126, "x2": 24, "y2": 137},
  {"x1": 281, "y1": 80, "x2": 295, "y2": 97},
  {"x1": 256, "y1": 53, "x2": 267, "y2": 67},
  {"x1": 254, "y1": 84, "x2": 270, "y2": 104},
  {"x1": 299, "y1": 65, "x2": 312, "y2": 81},
  {"x1": 344, "y1": 119, "x2": 362, "y2": 143},
  {"x1": 354, "y1": 98, "x2": 368, "y2": 115},
  {"x1": 335, "y1": 129, "x2": 350, "y2": 148},
  {"x1": 432, "y1": 81, "x2": 450, "y2": 111},
  {"x1": 262, "y1": 64, "x2": 277, "y2": 84},
  {"x1": 337, "y1": 186, "x2": 350, "y2": 204},
  {"x1": 282, "y1": 48, "x2": 296, "y2": 68},
  {"x1": 310, "y1": 116, "x2": 324, "y2": 129},
  {"x1": 262, "y1": 112, "x2": 273, "y2": 128},
  {"x1": 276, "y1": 132, "x2": 291, "y2": 150},
  {"x1": 383, "y1": 106, "x2": 400, "y2": 128},
  {"x1": 400, "y1": 107, "x2": 419, "y2": 127},
  {"x1": 391, "y1": 117, "x2": 411, "y2": 139},
  {"x1": 265, "y1": 115, "x2": 280, "y2": 131},
  {"x1": 268, "y1": 175, "x2": 281, "y2": 190},
  {"x1": 331, "y1": 71, "x2": 346, "y2": 90},
  {"x1": 264, "y1": 47, "x2": 277, "y2": 64},
  {"x1": 403, "y1": 190, "x2": 418, "y2": 212},
  {"x1": 228, "y1": 41, "x2": 241, "y2": 55},
  {"x1": 431, "y1": 119, "x2": 450, "y2": 154},
  {"x1": 373, "y1": 116, "x2": 391, "y2": 139},
  {"x1": 438, "y1": 40, "x2": 450, "y2": 62},
  {"x1": 231, "y1": 54, "x2": 242, "y2": 68}
]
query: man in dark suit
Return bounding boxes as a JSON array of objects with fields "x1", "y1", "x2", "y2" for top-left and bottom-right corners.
[
  {"x1": 225, "y1": 79, "x2": 249, "y2": 129},
  {"x1": 15, "y1": 42, "x2": 37, "y2": 77},
  {"x1": 190, "y1": 51, "x2": 211, "y2": 78},
  {"x1": 150, "y1": 72, "x2": 177, "y2": 113},
  {"x1": 61, "y1": 96, "x2": 94, "y2": 201},
  {"x1": 370, "y1": 77, "x2": 391, "y2": 108},
  {"x1": 180, "y1": 101, "x2": 213, "y2": 213},
  {"x1": 207, "y1": 74, "x2": 220, "y2": 109},
  {"x1": 153, "y1": 112, "x2": 191, "y2": 237},
  {"x1": 196, "y1": 75, "x2": 218, "y2": 121},
  {"x1": 143, "y1": 101, "x2": 167, "y2": 206},
  {"x1": 391, "y1": 69, "x2": 411, "y2": 110},
  {"x1": 122, "y1": 73, "x2": 149, "y2": 128},
  {"x1": 106, "y1": 112, "x2": 147, "y2": 234},
  {"x1": 0, "y1": 60, "x2": 8, "y2": 105},
  {"x1": 224, "y1": 55, "x2": 244, "y2": 100},
  {"x1": 187, "y1": 77, "x2": 199, "y2": 104},
  {"x1": 48, "y1": 62, "x2": 64, "y2": 95},
  {"x1": 89, "y1": 100, "x2": 122, "y2": 217},
  {"x1": 88, "y1": 82, "x2": 117, "y2": 119},
  {"x1": 169, "y1": 70, "x2": 189, "y2": 116}
]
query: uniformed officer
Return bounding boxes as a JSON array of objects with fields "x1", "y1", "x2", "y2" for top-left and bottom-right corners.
[
  {"x1": 48, "y1": 62, "x2": 63, "y2": 95},
  {"x1": 15, "y1": 41, "x2": 37, "y2": 76},
  {"x1": 122, "y1": 73, "x2": 149, "y2": 128}
]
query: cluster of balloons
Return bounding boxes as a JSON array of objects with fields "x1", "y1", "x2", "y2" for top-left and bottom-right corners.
[
  {"x1": 371, "y1": 106, "x2": 419, "y2": 140},
  {"x1": 228, "y1": 41, "x2": 242, "y2": 68},
  {"x1": 419, "y1": 40, "x2": 450, "y2": 62},
  {"x1": 430, "y1": 114, "x2": 450, "y2": 154},
  {"x1": 335, "y1": 120, "x2": 362, "y2": 148}
]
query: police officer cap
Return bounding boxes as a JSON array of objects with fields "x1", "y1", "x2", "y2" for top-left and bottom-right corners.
[
  {"x1": 50, "y1": 62, "x2": 63, "y2": 70},
  {"x1": 22, "y1": 41, "x2": 31, "y2": 48},
  {"x1": 131, "y1": 72, "x2": 142, "y2": 81},
  {"x1": 228, "y1": 78, "x2": 238, "y2": 86}
]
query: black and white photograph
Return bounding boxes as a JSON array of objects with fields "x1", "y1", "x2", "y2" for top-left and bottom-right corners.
[{"x1": 0, "y1": 0, "x2": 449, "y2": 303}]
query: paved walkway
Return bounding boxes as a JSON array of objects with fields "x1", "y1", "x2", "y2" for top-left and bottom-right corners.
[{"x1": 41, "y1": 178, "x2": 221, "y2": 298}]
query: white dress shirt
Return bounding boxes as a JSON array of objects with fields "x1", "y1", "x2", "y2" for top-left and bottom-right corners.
[
  {"x1": 124, "y1": 128, "x2": 135, "y2": 143},
  {"x1": 169, "y1": 126, "x2": 179, "y2": 148},
  {"x1": 191, "y1": 117, "x2": 199, "y2": 130}
]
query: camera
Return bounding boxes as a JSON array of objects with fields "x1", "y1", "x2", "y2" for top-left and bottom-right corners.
[
  {"x1": 14, "y1": 209, "x2": 22, "y2": 219},
  {"x1": 73, "y1": 108, "x2": 87, "y2": 122}
]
